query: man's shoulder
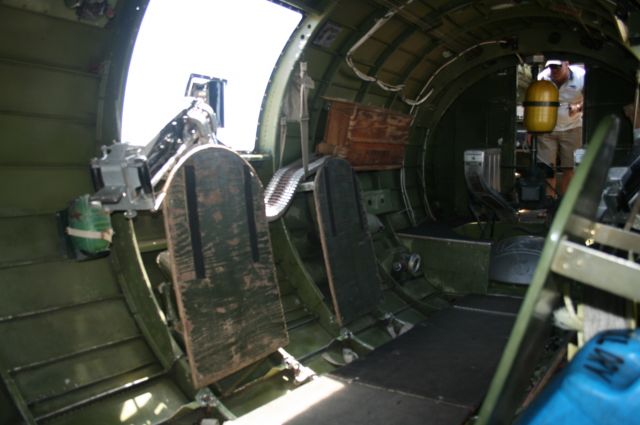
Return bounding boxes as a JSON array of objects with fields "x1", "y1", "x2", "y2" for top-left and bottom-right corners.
[
  {"x1": 569, "y1": 65, "x2": 586, "y2": 79},
  {"x1": 537, "y1": 69, "x2": 551, "y2": 80},
  {"x1": 567, "y1": 65, "x2": 585, "y2": 91}
]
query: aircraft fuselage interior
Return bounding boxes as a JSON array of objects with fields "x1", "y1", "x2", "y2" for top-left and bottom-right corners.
[{"x1": 1, "y1": 1, "x2": 639, "y2": 424}]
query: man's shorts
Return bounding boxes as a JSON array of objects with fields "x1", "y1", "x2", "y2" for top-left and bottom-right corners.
[{"x1": 537, "y1": 127, "x2": 582, "y2": 169}]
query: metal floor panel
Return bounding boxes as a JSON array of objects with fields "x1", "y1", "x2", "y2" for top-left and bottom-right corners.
[
  {"x1": 331, "y1": 296, "x2": 518, "y2": 410},
  {"x1": 229, "y1": 376, "x2": 470, "y2": 425},
  {"x1": 232, "y1": 296, "x2": 519, "y2": 424}
]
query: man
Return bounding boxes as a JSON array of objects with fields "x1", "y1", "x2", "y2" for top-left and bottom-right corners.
[{"x1": 537, "y1": 60, "x2": 585, "y2": 195}]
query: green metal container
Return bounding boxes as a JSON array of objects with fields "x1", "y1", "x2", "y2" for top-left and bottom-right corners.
[{"x1": 67, "y1": 194, "x2": 113, "y2": 255}]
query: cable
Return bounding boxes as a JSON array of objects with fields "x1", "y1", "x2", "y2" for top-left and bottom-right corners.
[
  {"x1": 345, "y1": 1, "x2": 510, "y2": 109},
  {"x1": 408, "y1": 40, "x2": 508, "y2": 112},
  {"x1": 345, "y1": 0, "x2": 414, "y2": 93},
  {"x1": 400, "y1": 158, "x2": 417, "y2": 226}
]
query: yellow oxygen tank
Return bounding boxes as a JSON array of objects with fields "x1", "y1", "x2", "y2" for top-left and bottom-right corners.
[{"x1": 523, "y1": 80, "x2": 559, "y2": 133}]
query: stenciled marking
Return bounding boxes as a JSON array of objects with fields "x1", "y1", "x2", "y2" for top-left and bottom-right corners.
[{"x1": 584, "y1": 347, "x2": 624, "y2": 384}]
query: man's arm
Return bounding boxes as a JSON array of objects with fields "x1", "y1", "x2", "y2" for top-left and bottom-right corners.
[{"x1": 569, "y1": 101, "x2": 583, "y2": 116}]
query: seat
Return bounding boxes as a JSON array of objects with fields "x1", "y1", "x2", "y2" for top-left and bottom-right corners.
[
  {"x1": 312, "y1": 157, "x2": 382, "y2": 326},
  {"x1": 161, "y1": 145, "x2": 288, "y2": 388},
  {"x1": 463, "y1": 148, "x2": 544, "y2": 285},
  {"x1": 489, "y1": 235, "x2": 545, "y2": 286},
  {"x1": 464, "y1": 148, "x2": 518, "y2": 222}
]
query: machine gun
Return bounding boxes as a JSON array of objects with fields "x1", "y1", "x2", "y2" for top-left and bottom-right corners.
[
  {"x1": 90, "y1": 97, "x2": 219, "y2": 218},
  {"x1": 66, "y1": 75, "x2": 227, "y2": 257}
]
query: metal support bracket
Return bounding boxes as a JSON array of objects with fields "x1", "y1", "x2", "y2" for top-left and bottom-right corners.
[
  {"x1": 379, "y1": 312, "x2": 414, "y2": 338},
  {"x1": 551, "y1": 238, "x2": 640, "y2": 301},
  {"x1": 278, "y1": 348, "x2": 316, "y2": 385},
  {"x1": 167, "y1": 388, "x2": 236, "y2": 423},
  {"x1": 195, "y1": 388, "x2": 236, "y2": 420},
  {"x1": 565, "y1": 214, "x2": 640, "y2": 252},
  {"x1": 0, "y1": 369, "x2": 37, "y2": 425},
  {"x1": 297, "y1": 181, "x2": 315, "y2": 192},
  {"x1": 338, "y1": 328, "x2": 375, "y2": 352}
]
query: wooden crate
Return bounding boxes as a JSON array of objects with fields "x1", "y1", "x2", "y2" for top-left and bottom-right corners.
[{"x1": 317, "y1": 99, "x2": 413, "y2": 170}]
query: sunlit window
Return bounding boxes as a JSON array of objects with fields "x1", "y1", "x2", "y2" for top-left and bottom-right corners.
[{"x1": 122, "y1": 0, "x2": 302, "y2": 152}]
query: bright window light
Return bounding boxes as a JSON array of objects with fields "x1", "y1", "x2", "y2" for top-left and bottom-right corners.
[{"x1": 122, "y1": 0, "x2": 302, "y2": 152}]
